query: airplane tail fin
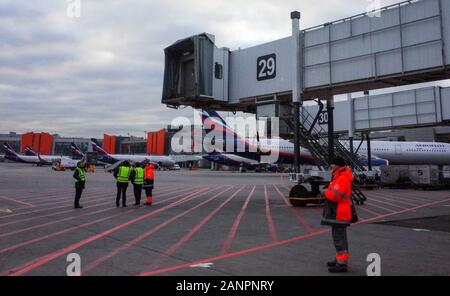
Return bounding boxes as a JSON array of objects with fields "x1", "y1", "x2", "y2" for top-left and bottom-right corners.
[
  {"x1": 71, "y1": 143, "x2": 85, "y2": 159},
  {"x1": 2, "y1": 143, "x2": 21, "y2": 161},
  {"x1": 25, "y1": 146, "x2": 38, "y2": 156},
  {"x1": 200, "y1": 110, "x2": 255, "y2": 155},
  {"x1": 90, "y1": 139, "x2": 109, "y2": 156}
]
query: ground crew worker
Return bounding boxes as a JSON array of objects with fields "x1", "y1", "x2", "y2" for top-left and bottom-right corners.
[
  {"x1": 114, "y1": 161, "x2": 131, "y2": 207},
  {"x1": 130, "y1": 162, "x2": 144, "y2": 205},
  {"x1": 321, "y1": 156, "x2": 353, "y2": 273},
  {"x1": 73, "y1": 161, "x2": 86, "y2": 209},
  {"x1": 143, "y1": 163, "x2": 155, "y2": 205}
]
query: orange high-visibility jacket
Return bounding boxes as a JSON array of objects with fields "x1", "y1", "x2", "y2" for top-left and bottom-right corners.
[
  {"x1": 322, "y1": 167, "x2": 353, "y2": 225},
  {"x1": 144, "y1": 164, "x2": 155, "y2": 180}
]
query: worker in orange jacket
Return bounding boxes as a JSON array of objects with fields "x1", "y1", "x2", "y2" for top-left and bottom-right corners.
[
  {"x1": 321, "y1": 156, "x2": 353, "y2": 273},
  {"x1": 143, "y1": 163, "x2": 155, "y2": 205}
]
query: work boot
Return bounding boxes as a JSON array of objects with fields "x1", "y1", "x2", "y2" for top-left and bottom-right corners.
[
  {"x1": 123, "y1": 204, "x2": 127, "y2": 208},
  {"x1": 134, "y1": 203, "x2": 140, "y2": 206},
  {"x1": 74, "y1": 205, "x2": 83, "y2": 209},
  {"x1": 327, "y1": 260, "x2": 337, "y2": 267},
  {"x1": 328, "y1": 264, "x2": 348, "y2": 273}
]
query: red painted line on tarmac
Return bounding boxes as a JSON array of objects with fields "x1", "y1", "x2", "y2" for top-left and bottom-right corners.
[
  {"x1": 356, "y1": 205, "x2": 383, "y2": 216},
  {"x1": 372, "y1": 193, "x2": 421, "y2": 207},
  {"x1": 0, "y1": 193, "x2": 114, "y2": 219},
  {"x1": 377, "y1": 192, "x2": 424, "y2": 206},
  {"x1": 0, "y1": 206, "x2": 119, "y2": 238},
  {"x1": 139, "y1": 197, "x2": 450, "y2": 276},
  {"x1": 0, "y1": 196, "x2": 34, "y2": 208},
  {"x1": 146, "y1": 185, "x2": 246, "y2": 271},
  {"x1": 0, "y1": 209, "x2": 134, "y2": 255},
  {"x1": 364, "y1": 202, "x2": 396, "y2": 213},
  {"x1": 0, "y1": 193, "x2": 115, "y2": 222},
  {"x1": 281, "y1": 185, "x2": 291, "y2": 192},
  {"x1": 264, "y1": 185, "x2": 278, "y2": 243},
  {"x1": 369, "y1": 197, "x2": 408, "y2": 210},
  {"x1": 4, "y1": 186, "x2": 215, "y2": 276},
  {"x1": 8, "y1": 191, "x2": 113, "y2": 210},
  {"x1": 220, "y1": 185, "x2": 256, "y2": 255},
  {"x1": 23, "y1": 189, "x2": 108, "y2": 204},
  {"x1": 140, "y1": 228, "x2": 331, "y2": 276},
  {"x1": 0, "y1": 186, "x2": 200, "y2": 230},
  {"x1": 404, "y1": 191, "x2": 449, "y2": 202},
  {"x1": 273, "y1": 185, "x2": 315, "y2": 234},
  {"x1": 9, "y1": 185, "x2": 186, "y2": 210},
  {"x1": 0, "y1": 185, "x2": 196, "y2": 222},
  {"x1": 0, "y1": 185, "x2": 201, "y2": 230},
  {"x1": 355, "y1": 197, "x2": 450, "y2": 224},
  {"x1": 82, "y1": 186, "x2": 234, "y2": 275},
  {"x1": 380, "y1": 190, "x2": 442, "y2": 203}
]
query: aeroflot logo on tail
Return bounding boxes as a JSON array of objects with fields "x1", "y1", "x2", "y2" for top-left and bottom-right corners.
[{"x1": 170, "y1": 110, "x2": 280, "y2": 163}]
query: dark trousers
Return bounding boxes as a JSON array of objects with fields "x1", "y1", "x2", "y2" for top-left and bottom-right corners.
[
  {"x1": 332, "y1": 226, "x2": 348, "y2": 263},
  {"x1": 116, "y1": 182, "x2": 128, "y2": 206},
  {"x1": 133, "y1": 184, "x2": 143, "y2": 204},
  {"x1": 74, "y1": 186, "x2": 83, "y2": 206},
  {"x1": 144, "y1": 187, "x2": 153, "y2": 197}
]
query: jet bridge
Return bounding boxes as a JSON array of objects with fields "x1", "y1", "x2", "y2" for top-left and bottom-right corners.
[
  {"x1": 162, "y1": 0, "x2": 450, "y2": 111},
  {"x1": 160, "y1": 0, "x2": 450, "y2": 206}
]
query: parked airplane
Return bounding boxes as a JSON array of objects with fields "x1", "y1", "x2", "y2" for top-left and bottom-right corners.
[
  {"x1": 90, "y1": 140, "x2": 175, "y2": 168},
  {"x1": 24, "y1": 146, "x2": 66, "y2": 165},
  {"x1": 3, "y1": 143, "x2": 78, "y2": 168},
  {"x1": 201, "y1": 111, "x2": 450, "y2": 168},
  {"x1": 2, "y1": 143, "x2": 46, "y2": 165}
]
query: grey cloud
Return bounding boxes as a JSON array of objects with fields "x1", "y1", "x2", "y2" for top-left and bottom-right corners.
[{"x1": 0, "y1": 0, "x2": 448, "y2": 138}]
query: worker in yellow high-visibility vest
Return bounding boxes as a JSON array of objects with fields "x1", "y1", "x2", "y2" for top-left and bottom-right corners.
[
  {"x1": 113, "y1": 161, "x2": 131, "y2": 207},
  {"x1": 73, "y1": 161, "x2": 86, "y2": 209},
  {"x1": 130, "y1": 162, "x2": 144, "y2": 206}
]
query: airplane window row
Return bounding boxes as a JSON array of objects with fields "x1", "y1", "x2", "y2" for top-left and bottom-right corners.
[
  {"x1": 406, "y1": 149, "x2": 447, "y2": 152},
  {"x1": 416, "y1": 144, "x2": 445, "y2": 148}
]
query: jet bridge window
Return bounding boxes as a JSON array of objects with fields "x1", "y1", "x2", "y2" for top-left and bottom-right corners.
[{"x1": 215, "y1": 63, "x2": 223, "y2": 79}]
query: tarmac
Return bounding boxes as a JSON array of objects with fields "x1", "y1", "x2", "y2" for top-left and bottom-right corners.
[{"x1": 0, "y1": 162, "x2": 449, "y2": 276}]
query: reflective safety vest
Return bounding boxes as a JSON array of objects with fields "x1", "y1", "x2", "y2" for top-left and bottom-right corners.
[
  {"x1": 117, "y1": 166, "x2": 131, "y2": 183},
  {"x1": 322, "y1": 167, "x2": 353, "y2": 225},
  {"x1": 76, "y1": 167, "x2": 86, "y2": 182},
  {"x1": 144, "y1": 165, "x2": 154, "y2": 180},
  {"x1": 134, "y1": 167, "x2": 144, "y2": 185}
]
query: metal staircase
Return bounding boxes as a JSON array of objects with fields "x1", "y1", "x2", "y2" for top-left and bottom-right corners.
[{"x1": 284, "y1": 106, "x2": 367, "y2": 204}]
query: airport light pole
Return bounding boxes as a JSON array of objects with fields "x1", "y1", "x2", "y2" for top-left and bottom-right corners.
[{"x1": 291, "y1": 11, "x2": 302, "y2": 174}]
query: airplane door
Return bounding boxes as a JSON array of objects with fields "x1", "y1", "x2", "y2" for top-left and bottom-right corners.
[{"x1": 395, "y1": 144, "x2": 402, "y2": 155}]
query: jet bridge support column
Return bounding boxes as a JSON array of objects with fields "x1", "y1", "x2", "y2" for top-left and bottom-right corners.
[
  {"x1": 327, "y1": 97, "x2": 335, "y2": 164},
  {"x1": 366, "y1": 132, "x2": 372, "y2": 171},
  {"x1": 348, "y1": 93, "x2": 354, "y2": 161},
  {"x1": 291, "y1": 11, "x2": 302, "y2": 174}
]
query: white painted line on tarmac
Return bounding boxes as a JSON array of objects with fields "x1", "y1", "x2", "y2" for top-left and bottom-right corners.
[
  {"x1": 412, "y1": 228, "x2": 431, "y2": 232},
  {"x1": 190, "y1": 262, "x2": 214, "y2": 268}
]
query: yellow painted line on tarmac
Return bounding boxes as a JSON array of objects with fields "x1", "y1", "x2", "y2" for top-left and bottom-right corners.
[{"x1": 0, "y1": 208, "x2": 12, "y2": 214}]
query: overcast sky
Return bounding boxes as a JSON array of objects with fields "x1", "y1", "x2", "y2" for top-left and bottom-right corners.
[{"x1": 1, "y1": 0, "x2": 448, "y2": 138}]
